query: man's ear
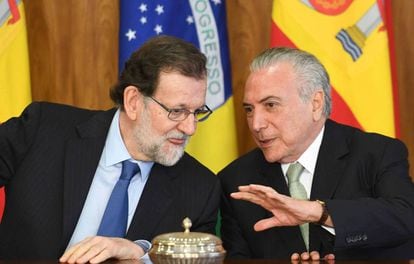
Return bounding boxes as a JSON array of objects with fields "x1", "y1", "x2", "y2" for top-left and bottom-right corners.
[
  {"x1": 312, "y1": 89, "x2": 324, "y2": 121},
  {"x1": 123, "y1": 86, "x2": 142, "y2": 120}
]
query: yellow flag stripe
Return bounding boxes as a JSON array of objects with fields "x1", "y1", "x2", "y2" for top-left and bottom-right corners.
[
  {"x1": 272, "y1": 0, "x2": 395, "y2": 137},
  {"x1": 186, "y1": 97, "x2": 238, "y2": 174},
  {"x1": 0, "y1": 2, "x2": 31, "y2": 122}
]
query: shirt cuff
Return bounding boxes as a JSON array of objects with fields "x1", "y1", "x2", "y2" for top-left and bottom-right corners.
[{"x1": 134, "y1": 239, "x2": 152, "y2": 254}]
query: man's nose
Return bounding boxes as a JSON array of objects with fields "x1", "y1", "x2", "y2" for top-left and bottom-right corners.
[
  {"x1": 177, "y1": 114, "x2": 197, "y2": 136},
  {"x1": 250, "y1": 111, "x2": 267, "y2": 132}
]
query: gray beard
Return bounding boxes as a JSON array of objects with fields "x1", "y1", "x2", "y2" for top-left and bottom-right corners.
[
  {"x1": 147, "y1": 138, "x2": 187, "y2": 166},
  {"x1": 133, "y1": 108, "x2": 189, "y2": 166}
]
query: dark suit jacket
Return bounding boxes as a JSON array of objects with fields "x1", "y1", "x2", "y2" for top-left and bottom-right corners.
[
  {"x1": 0, "y1": 102, "x2": 220, "y2": 259},
  {"x1": 219, "y1": 119, "x2": 414, "y2": 260}
]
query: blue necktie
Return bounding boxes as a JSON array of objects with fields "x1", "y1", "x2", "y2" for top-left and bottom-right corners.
[{"x1": 97, "y1": 160, "x2": 140, "y2": 237}]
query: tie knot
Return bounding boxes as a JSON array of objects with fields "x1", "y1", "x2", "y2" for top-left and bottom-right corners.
[
  {"x1": 120, "y1": 160, "x2": 140, "y2": 181},
  {"x1": 287, "y1": 162, "x2": 304, "y2": 183}
]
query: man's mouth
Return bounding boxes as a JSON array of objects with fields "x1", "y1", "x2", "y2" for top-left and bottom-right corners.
[{"x1": 168, "y1": 138, "x2": 186, "y2": 145}]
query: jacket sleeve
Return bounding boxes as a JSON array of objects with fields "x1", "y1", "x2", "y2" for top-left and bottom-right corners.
[
  {"x1": 327, "y1": 138, "x2": 414, "y2": 249},
  {"x1": 190, "y1": 177, "x2": 221, "y2": 235},
  {"x1": 219, "y1": 170, "x2": 253, "y2": 259},
  {"x1": 0, "y1": 102, "x2": 41, "y2": 186}
]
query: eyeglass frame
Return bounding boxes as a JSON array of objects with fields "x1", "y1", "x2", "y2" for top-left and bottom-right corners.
[{"x1": 147, "y1": 96, "x2": 213, "y2": 122}]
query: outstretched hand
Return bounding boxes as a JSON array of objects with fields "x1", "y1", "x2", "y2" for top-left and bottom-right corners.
[{"x1": 231, "y1": 184, "x2": 324, "y2": 231}]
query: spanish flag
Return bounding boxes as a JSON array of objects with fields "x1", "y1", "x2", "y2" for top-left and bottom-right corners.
[
  {"x1": 119, "y1": 0, "x2": 238, "y2": 174},
  {"x1": 0, "y1": 0, "x2": 32, "y2": 219},
  {"x1": 271, "y1": 0, "x2": 398, "y2": 137}
]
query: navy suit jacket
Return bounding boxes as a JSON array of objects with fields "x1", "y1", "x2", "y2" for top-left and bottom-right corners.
[
  {"x1": 219, "y1": 119, "x2": 414, "y2": 260},
  {"x1": 0, "y1": 102, "x2": 220, "y2": 259}
]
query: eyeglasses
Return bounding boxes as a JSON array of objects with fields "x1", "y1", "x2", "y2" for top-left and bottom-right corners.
[{"x1": 147, "y1": 96, "x2": 212, "y2": 122}]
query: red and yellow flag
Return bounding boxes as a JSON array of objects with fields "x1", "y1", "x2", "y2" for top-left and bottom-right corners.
[
  {"x1": 0, "y1": 0, "x2": 32, "y2": 220},
  {"x1": 271, "y1": 0, "x2": 399, "y2": 137}
]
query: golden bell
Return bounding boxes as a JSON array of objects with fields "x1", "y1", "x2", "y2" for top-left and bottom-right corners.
[{"x1": 149, "y1": 217, "x2": 226, "y2": 264}]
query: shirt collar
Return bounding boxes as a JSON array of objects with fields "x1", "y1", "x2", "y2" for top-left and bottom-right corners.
[
  {"x1": 281, "y1": 125, "x2": 325, "y2": 175},
  {"x1": 298, "y1": 125, "x2": 325, "y2": 174},
  {"x1": 104, "y1": 109, "x2": 130, "y2": 166},
  {"x1": 104, "y1": 109, "x2": 154, "y2": 181}
]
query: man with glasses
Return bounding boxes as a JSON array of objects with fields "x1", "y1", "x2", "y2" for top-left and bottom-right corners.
[
  {"x1": 147, "y1": 96, "x2": 212, "y2": 123},
  {"x1": 0, "y1": 35, "x2": 219, "y2": 262}
]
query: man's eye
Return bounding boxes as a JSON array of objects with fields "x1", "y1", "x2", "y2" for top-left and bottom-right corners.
[
  {"x1": 171, "y1": 109, "x2": 185, "y2": 114},
  {"x1": 243, "y1": 107, "x2": 253, "y2": 114},
  {"x1": 265, "y1": 102, "x2": 278, "y2": 109}
]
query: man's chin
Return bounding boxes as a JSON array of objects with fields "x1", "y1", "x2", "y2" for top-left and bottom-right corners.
[
  {"x1": 262, "y1": 150, "x2": 282, "y2": 163},
  {"x1": 157, "y1": 147, "x2": 185, "y2": 166}
]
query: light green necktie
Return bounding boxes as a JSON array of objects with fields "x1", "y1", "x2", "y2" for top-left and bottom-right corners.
[{"x1": 287, "y1": 162, "x2": 309, "y2": 250}]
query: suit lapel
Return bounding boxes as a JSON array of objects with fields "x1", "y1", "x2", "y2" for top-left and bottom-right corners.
[
  {"x1": 260, "y1": 157, "x2": 307, "y2": 252},
  {"x1": 61, "y1": 109, "x2": 116, "y2": 248},
  {"x1": 262, "y1": 161, "x2": 289, "y2": 196},
  {"x1": 244, "y1": 158, "x2": 286, "y2": 222},
  {"x1": 310, "y1": 119, "x2": 350, "y2": 200},
  {"x1": 308, "y1": 120, "x2": 350, "y2": 252},
  {"x1": 126, "y1": 164, "x2": 174, "y2": 240}
]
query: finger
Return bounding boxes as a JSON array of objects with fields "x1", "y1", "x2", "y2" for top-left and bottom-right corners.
[
  {"x1": 60, "y1": 246, "x2": 77, "y2": 262},
  {"x1": 247, "y1": 185, "x2": 287, "y2": 206},
  {"x1": 238, "y1": 186, "x2": 276, "y2": 200},
  {"x1": 300, "y1": 251, "x2": 310, "y2": 261},
  {"x1": 66, "y1": 237, "x2": 101, "y2": 264},
  {"x1": 88, "y1": 249, "x2": 112, "y2": 264},
  {"x1": 309, "y1": 251, "x2": 320, "y2": 261},
  {"x1": 237, "y1": 185, "x2": 252, "y2": 191},
  {"x1": 324, "y1": 253, "x2": 335, "y2": 260},
  {"x1": 254, "y1": 217, "x2": 282, "y2": 231},
  {"x1": 75, "y1": 244, "x2": 106, "y2": 264},
  {"x1": 248, "y1": 184, "x2": 278, "y2": 193},
  {"x1": 60, "y1": 237, "x2": 92, "y2": 263},
  {"x1": 234, "y1": 186, "x2": 269, "y2": 197},
  {"x1": 290, "y1": 252, "x2": 300, "y2": 261},
  {"x1": 230, "y1": 191, "x2": 257, "y2": 200},
  {"x1": 232, "y1": 189, "x2": 278, "y2": 207},
  {"x1": 60, "y1": 240, "x2": 85, "y2": 261},
  {"x1": 238, "y1": 184, "x2": 277, "y2": 198},
  {"x1": 324, "y1": 253, "x2": 336, "y2": 261},
  {"x1": 231, "y1": 192, "x2": 266, "y2": 206}
]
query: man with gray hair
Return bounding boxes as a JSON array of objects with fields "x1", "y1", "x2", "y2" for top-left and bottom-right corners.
[{"x1": 219, "y1": 47, "x2": 414, "y2": 260}]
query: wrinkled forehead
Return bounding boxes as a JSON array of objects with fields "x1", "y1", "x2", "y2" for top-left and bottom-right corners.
[
  {"x1": 154, "y1": 71, "x2": 207, "y2": 107},
  {"x1": 244, "y1": 64, "x2": 298, "y2": 102}
]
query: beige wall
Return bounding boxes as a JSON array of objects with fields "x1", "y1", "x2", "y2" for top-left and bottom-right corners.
[{"x1": 24, "y1": 0, "x2": 414, "y2": 178}]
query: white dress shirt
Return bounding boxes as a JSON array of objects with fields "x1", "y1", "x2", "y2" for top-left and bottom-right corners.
[{"x1": 281, "y1": 126, "x2": 335, "y2": 234}]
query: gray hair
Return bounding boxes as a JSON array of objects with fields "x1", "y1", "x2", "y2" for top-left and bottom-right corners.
[{"x1": 250, "y1": 47, "x2": 332, "y2": 117}]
